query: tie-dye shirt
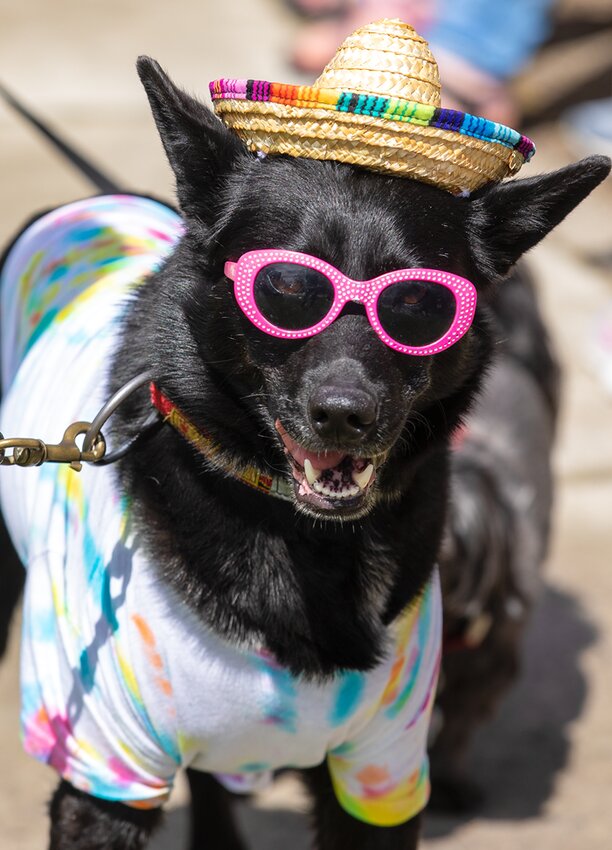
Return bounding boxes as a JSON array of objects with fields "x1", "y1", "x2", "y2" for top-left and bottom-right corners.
[{"x1": 0, "y1": 195, "x2": 442, "y2": 827}]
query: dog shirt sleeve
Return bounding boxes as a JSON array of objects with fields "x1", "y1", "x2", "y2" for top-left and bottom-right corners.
[
  {"x1": 20, "y1": 544, "x2": 181, "y2": 810},
  {"x1": 1, "y1": 196, "x2": 187, "y2": 807},
  {"x1": 327, "y1": 574, "x2": 442, "y2": 827}
]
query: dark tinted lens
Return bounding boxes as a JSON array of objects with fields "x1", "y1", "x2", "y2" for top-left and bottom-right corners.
[
  {"x1": 377, "y1": 280, "x2": 456, "y2": 347},
  {"x1": 253, "y1": 263, "x2": 334, "y2": 330}
]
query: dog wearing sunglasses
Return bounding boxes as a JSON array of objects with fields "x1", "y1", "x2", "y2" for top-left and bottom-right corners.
[{"x1": 0, "y1": 54, "x2": 609, "y2": 850}]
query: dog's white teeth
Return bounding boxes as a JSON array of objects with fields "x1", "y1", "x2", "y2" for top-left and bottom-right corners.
[
  {"x1": 304, "y1": 458, "x2": 321, "y2": 486},
  {"x1": 353, "y1": 464, "x2": 374, "y2": 490}
]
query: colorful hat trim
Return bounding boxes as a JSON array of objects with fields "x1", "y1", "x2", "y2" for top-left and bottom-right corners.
[
  {"x1": 210, "y1": 79, "x2": 535, "y2": 162},
  {"x1": 210, "y1": 19, "x2": 536, "y2": 194}
]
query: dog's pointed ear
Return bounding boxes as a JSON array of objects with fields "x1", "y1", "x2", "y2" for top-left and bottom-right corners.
[
  {"x1": 468, "y1": 155, "x2": 611, "y2": 279},
  {"x1": 137, "y1": 56, "x2": 246, "y2": 221}
]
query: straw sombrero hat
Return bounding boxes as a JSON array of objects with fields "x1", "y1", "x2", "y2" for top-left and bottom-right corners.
[{"x1": 210, "y1": 18, "x2": 535, "y2": 195}]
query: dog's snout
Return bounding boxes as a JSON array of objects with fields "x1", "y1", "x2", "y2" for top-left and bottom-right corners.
[{"x1": 309, "y1": 384, "x2": 377, "y2": 443}]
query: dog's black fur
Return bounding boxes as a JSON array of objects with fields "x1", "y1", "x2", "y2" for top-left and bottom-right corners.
[
  {"x1": 430, "y1": 267, "x2": 561, "y2": 812},
  {"x1": 1, "y1": 56, "x2": 609, "y2": 850}
]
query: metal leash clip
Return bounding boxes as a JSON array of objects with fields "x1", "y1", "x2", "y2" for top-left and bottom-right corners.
[
  {"x1": 0, "y1": 423, "x2": 106, "y2": 471},
  {"x1": 0, "y1": 371, "x2": 155, "y2": 472}
]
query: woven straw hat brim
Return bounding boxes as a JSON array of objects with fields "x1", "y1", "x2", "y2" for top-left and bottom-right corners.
[
  {"x1": 209, "y1": 19, "x2": 535, "y2": 194},
  {"x1": 213, "y1": 97, "x2": 529, "y2": 194}
]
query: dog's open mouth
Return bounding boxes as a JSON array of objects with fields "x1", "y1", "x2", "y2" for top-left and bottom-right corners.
[{"x1": 275, "y1": 420, "x2": 378, "y2": 513}]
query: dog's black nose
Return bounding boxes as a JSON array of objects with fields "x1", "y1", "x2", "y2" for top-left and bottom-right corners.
[{"x1": 309, "y1": 385, "x2": 377, "y2": 443}]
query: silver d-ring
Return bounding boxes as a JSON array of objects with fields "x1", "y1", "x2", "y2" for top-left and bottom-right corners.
[{"x1": 82, "y1": 371, "x2": 154, "y2": 455}]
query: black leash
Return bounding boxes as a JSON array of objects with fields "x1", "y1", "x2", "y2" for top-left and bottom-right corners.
[{"x1": 0, "y1": 80, "x2": 122, "y2": 194}]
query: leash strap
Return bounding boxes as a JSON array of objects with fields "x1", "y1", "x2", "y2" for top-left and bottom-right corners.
[
  {"x1": 0, "y1": 81, "x2": 120, "y2": 194},
  {"x1": 150, "y1": 383, "x2": 294, "y2": 502}
]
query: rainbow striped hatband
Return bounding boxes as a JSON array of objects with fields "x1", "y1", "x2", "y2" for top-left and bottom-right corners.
[{"x1": 209, "y1": 79, "x2": 535, "y2": 162}]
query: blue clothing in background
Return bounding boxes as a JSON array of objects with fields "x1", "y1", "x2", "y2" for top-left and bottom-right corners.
[{"x1": 427, "y1": 0, "x2": 555, "y2": 78}]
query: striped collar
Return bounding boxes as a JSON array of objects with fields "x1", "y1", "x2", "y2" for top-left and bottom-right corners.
[{"x1": 150, "y1": 383, "x2": 294, "y2": 502}]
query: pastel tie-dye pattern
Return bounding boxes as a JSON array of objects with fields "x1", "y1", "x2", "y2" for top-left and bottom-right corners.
[
  {"x1": 328, "y1": 581, "x2": 441, "y2": 825},
  {"x1": 0, "y1": 195, "x2": 442, "y2": 826}
]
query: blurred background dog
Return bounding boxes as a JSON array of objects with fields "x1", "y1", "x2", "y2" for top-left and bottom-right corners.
[{"x1": 431, "y1": 267, "x2": 560, "y2": 811}]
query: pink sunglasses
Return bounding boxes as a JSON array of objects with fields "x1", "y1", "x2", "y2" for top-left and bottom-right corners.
[{"x1": 224, "y1": 249, "x2": 477, "y2": 356}]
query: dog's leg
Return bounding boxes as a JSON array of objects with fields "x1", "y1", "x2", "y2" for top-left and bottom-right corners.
[
  {"x1": 428, "y1": 711, "x2": 484, "y2": 813},
  {"x1": 304, "y1": 763, "x2": 422, "y2": 850},
  {"x1": 0, "y1": 513, "x2": 24, "y2": 659},
  {"x1": 49, "y1": 780, "x2": 162, "y2": 850},
  {"x1": 429, "y1": 622, "x2": 522, "y2": 813},
  {"x1": 186, "y1": 769, "x2": 246, "y2": 850}
]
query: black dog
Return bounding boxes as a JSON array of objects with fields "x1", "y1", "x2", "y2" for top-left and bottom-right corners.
[
  {"x1": 430, "y1": 266, "x2": 560, "y2": 811},
  {"x1": 0, "y1": 57, "x2": 609, "y2": 850}
]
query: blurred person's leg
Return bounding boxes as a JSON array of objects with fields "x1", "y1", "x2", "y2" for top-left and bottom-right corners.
[
  {"x1": 427, "y1": 0, "x2": 555, "y2": 124},
  {"x1": 428, "y1": 0, "x2": 554, "y2": 80},
  {"x1": 290, "y1": 0, "x2": 555, "y2": 125},
  {"x1": 291, "y1": 0, "x2": 436, "y2": 74}
]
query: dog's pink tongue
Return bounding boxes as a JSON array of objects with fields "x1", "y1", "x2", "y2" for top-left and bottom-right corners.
[{"x1": 275, "y1": 420, "x2": 346, "y2": 470}]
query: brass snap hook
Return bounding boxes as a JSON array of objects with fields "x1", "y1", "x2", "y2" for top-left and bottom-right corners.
[
  {"x1": 0, "y1": 424, "x2": 106, "y2": 471},
  {"x1": 0, "y1": 370, "x2": 155, "y2": 472},
  {"x1": 44, "y1": 422, "x2": 106, "y2": 471}
]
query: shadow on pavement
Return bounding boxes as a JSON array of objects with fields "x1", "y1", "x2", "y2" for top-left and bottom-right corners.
[{"x1": 425, "y1": 583, "x2": 597, "y2": 839}]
